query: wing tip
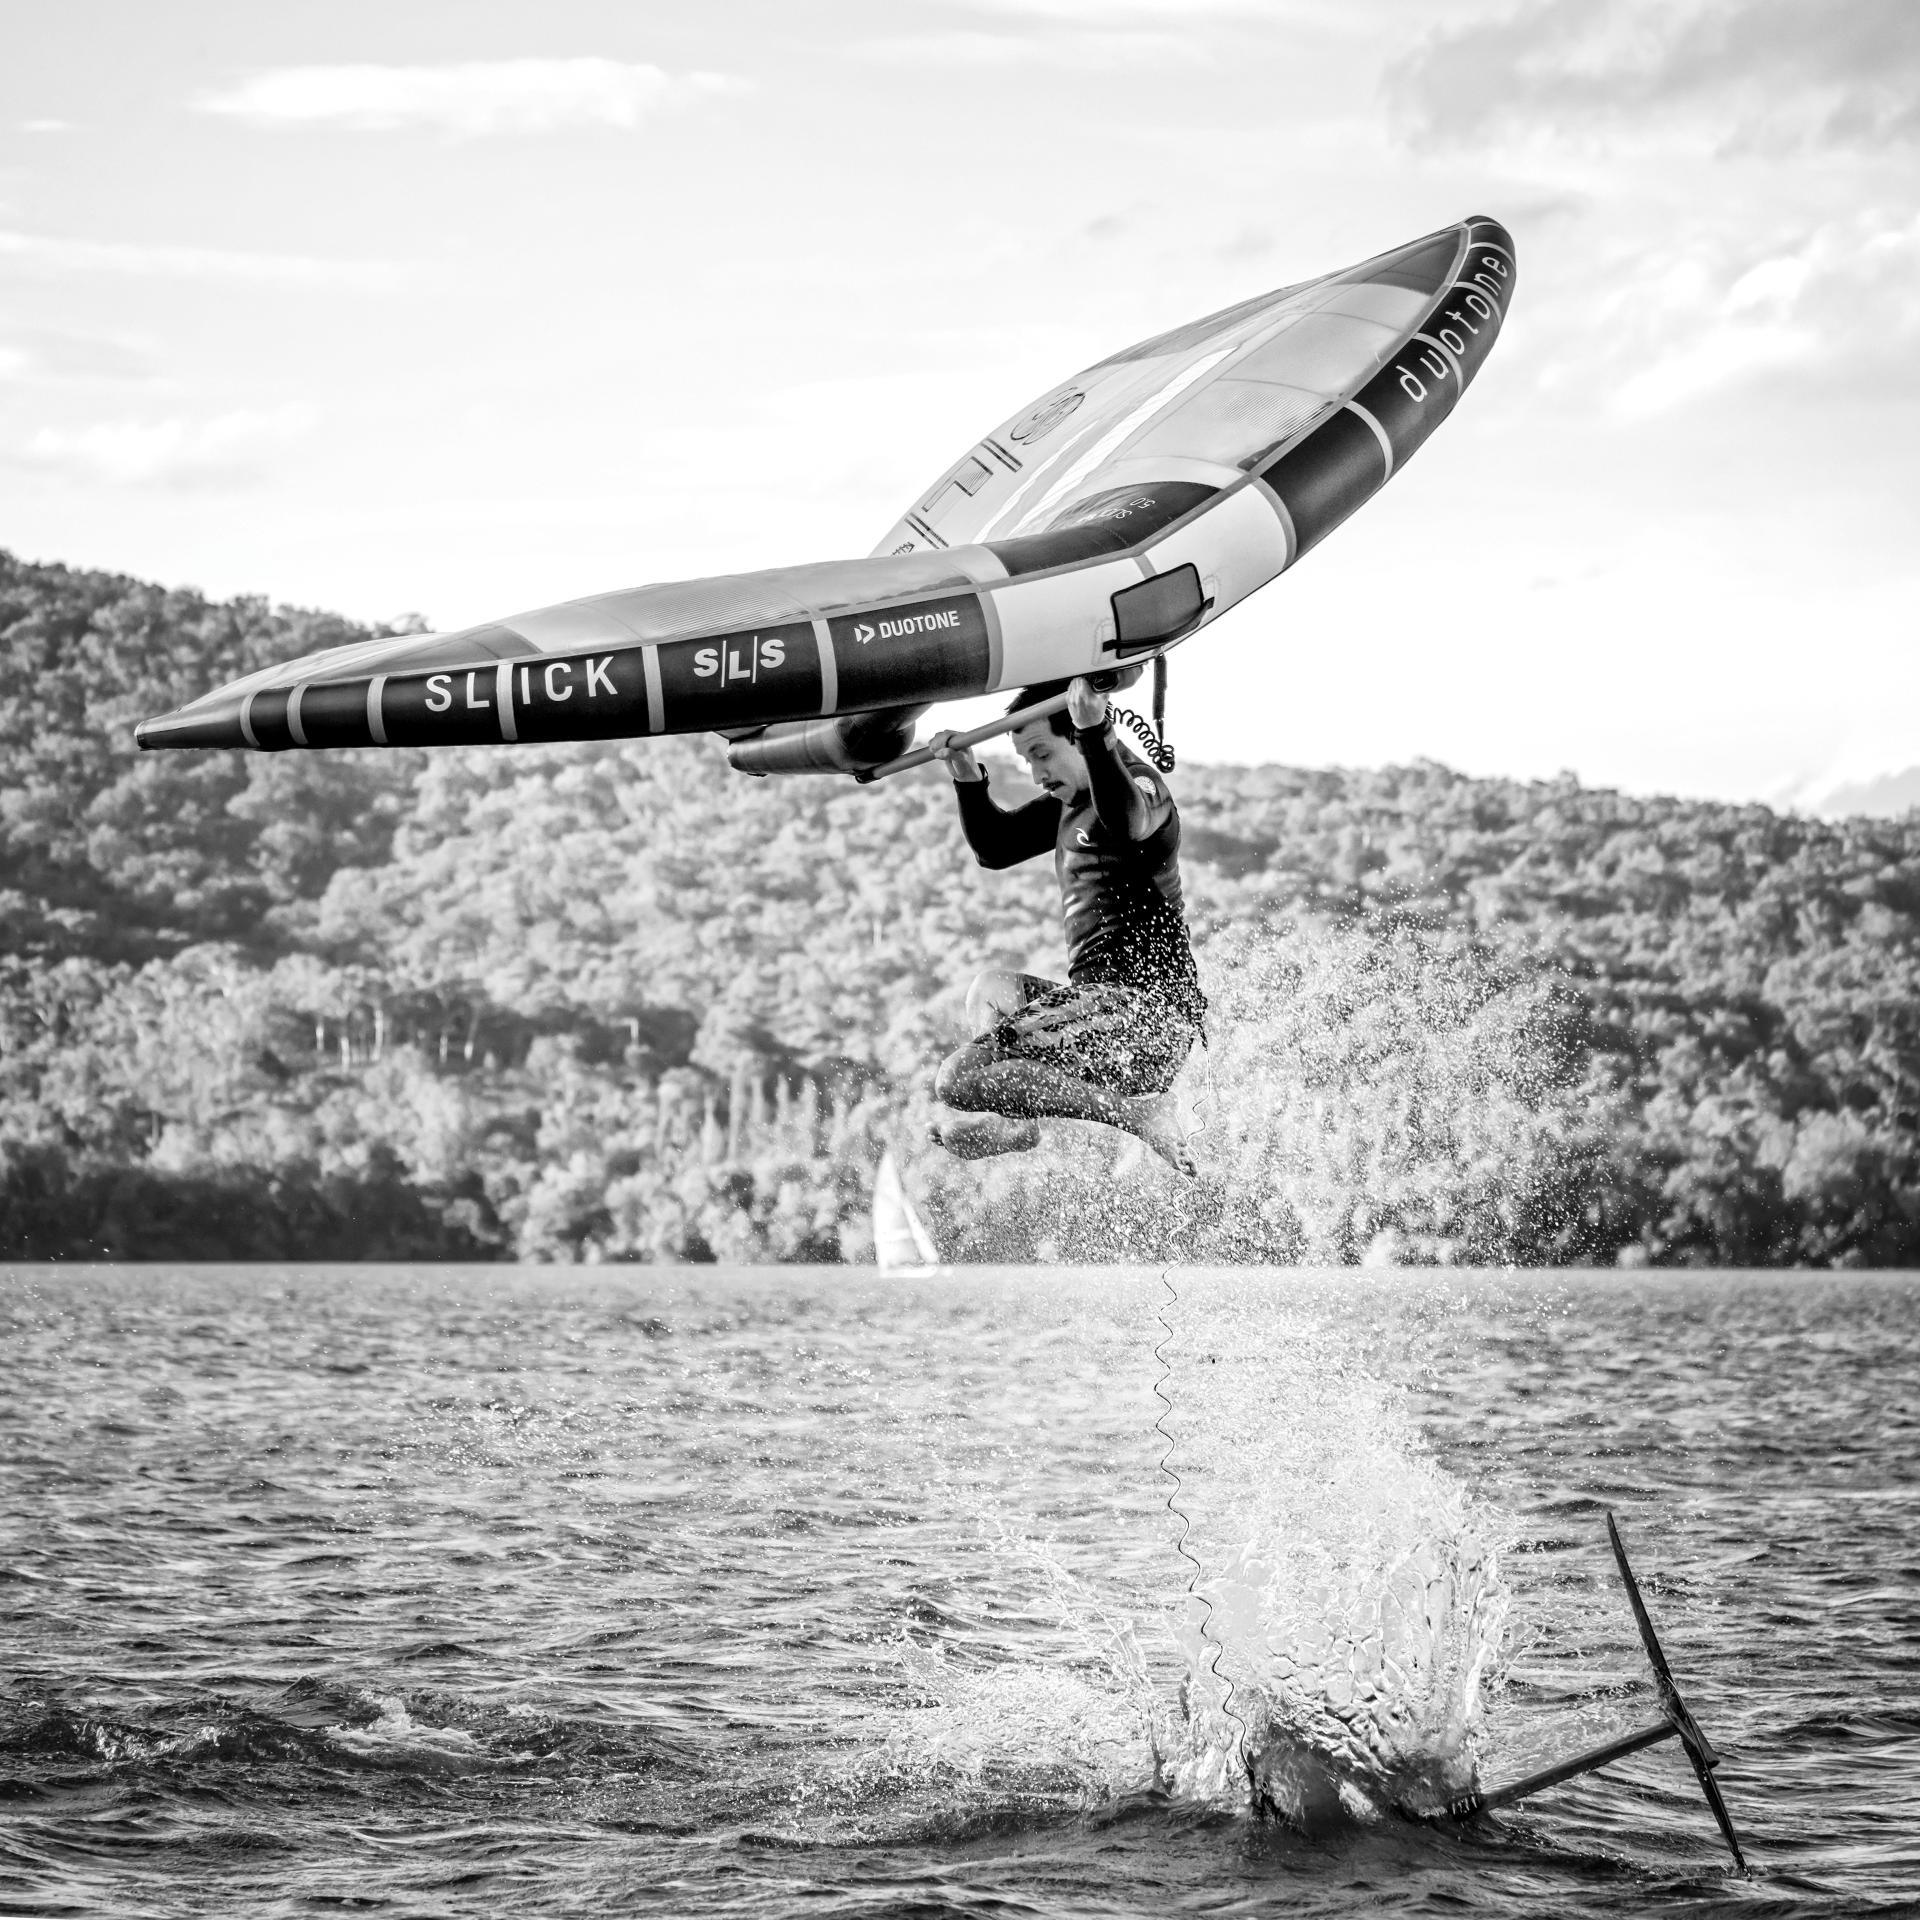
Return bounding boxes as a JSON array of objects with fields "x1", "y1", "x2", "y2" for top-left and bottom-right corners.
[{"x1": 134, "y1": 705, "x2": 245, "y2": 751}]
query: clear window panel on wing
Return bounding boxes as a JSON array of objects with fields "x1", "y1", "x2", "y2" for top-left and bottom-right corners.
[
  {"x1": 1228, "y1": 311, "x2": 1403, "y2": 393},
  {"x1": 1122, "y1": 379, "x2": 1335, "y2": 470}
]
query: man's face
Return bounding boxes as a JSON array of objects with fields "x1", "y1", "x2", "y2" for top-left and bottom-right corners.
[{"x1": 1012, "y1": 721, "x2": 1088, "y2": 802}]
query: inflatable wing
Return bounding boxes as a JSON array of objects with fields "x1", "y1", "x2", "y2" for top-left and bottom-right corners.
[{"x1": 137, "y1": 216, "x2": 1513, "y2": 773}]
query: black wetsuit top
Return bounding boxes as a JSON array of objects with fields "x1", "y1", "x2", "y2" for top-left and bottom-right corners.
[{"x1": 954, "y1": 721, "x2": 1206, "y2": 1027}]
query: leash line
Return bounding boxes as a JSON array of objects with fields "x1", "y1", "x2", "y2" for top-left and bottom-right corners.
[
  {"x1": 1152, "y1": 1265, "x2": 1254, "y2": 1798},
  {"x1": 1110, "y1": 703, "x2": 1175, "y2": 772}
]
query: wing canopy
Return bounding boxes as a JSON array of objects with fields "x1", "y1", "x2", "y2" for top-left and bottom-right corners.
[{"x1": 873, "y1": 218, "x2": 1513, "y2": 563}]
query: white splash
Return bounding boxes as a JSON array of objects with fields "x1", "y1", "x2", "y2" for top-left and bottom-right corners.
[
  {"x1": 837, "y1": 1294, "x2": 1508, "y2": 1836},
  {"x1": 1146, "y1": 1291, "x2": 1509, "y2": 1823}
]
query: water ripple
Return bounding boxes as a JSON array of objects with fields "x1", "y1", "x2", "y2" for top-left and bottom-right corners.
[{"x1": 1, "y1": 1266, "x2": 1915, "y2": 1915}]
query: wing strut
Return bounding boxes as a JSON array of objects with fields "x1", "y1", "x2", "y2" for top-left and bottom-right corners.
[{"x1": 854, "y1": 663, "x2": 1145, "y2": 783}]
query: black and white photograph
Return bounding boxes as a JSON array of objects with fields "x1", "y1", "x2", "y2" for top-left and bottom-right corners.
[{"x1": 2, "y1": 1, "x2": 1916, "y2": 1912}]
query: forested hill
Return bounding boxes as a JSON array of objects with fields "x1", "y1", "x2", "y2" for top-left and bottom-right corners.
[{"x1": 3, "y1": 547, "x2": 1916, "y2": 1267}]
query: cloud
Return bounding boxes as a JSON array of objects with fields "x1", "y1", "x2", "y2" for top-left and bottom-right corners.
[
  {"x1": 1805, "y1": 764, "x2": 1920, "y2": 818},
  {"x1": 853, "y1": 28, "x2": 1201, "y2": 68},
  {"x1": 0, "y1": 228, "x2": 399, "y2": 288},
  {"x1": 20, "y1": 119, "x2": 71, "y2": 134},
  {"x1": 196, "y1": 58, "x2": 742, "y2": 136},
  {"x1": 961, "y1": 0, "x2": 1276, "y2": 15},
  {"x1": 859, "y1": 0, "x2": 1280, "y2": 62},
  {"x1": 0, "y1": 328, "x2": 157, "y2": 386},
  {"x1": 1391, "y1": 0, "x2": 1920, "y2": 152},
  {"x1": 1609, "y1": 312, "x2": 1810, "y2": 416},
  {"x1": 23, "y1": 403, "x2": 317, "y2": 488},
  {"x1": 1549, "y1": 209, "x2": 1920, "y2": 416}
]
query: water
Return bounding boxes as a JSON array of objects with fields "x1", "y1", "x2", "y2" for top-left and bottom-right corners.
[{"x1": 2, "y1": 1266, "x2": 1915, "y2": 1916}]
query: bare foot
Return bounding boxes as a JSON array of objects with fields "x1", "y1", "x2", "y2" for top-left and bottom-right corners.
[
  {"x1": 932, "y1": 1113, "x2": 1041, "y2": 1160},
  {"x1": 1122, "y1": 1093, "x2": 1198, "y2": 1178}
]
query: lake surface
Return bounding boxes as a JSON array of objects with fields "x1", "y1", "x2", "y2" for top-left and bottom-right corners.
[{"x1": 2, "y1": 1265, "x2": 1915, "y2": 1917}]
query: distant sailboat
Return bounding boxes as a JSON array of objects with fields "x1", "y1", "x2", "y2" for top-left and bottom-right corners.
[{"x1": 873, "y1": 1150, "x2": 942, "y2": 1275}]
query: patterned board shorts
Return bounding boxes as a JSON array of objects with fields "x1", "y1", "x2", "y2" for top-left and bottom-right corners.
[{"x1": 989, "y1": 975, "x2": 1199, "y2": 1100}]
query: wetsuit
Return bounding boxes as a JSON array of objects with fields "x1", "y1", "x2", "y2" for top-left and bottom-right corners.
[{"x1": 953, "y1": 719, "x2": 1205, "y2": 1098}]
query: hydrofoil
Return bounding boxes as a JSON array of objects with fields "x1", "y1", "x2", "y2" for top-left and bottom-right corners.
[{"x1": 1445, "y1": 1513, "x2": 1747, "y2": 1870}]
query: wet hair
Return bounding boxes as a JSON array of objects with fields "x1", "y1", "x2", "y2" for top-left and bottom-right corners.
[{"x1": 1006, "y1": 680, "x2": 1075, "y2": 739}]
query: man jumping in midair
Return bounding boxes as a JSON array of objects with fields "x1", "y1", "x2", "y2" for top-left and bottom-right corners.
[{"x1": 930, "y1": 674, "x2": 1205, "y2": 1176}]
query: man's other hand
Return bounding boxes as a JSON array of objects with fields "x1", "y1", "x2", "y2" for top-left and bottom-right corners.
[
  {"x1": 1067, "y1": 678, "x2": 1109, "y2": 731},
  {"x1": 930, "y1": 731, "x2": 985, "y2": 783}
]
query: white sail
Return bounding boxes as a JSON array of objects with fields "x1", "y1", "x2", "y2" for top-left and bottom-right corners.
[{"x1": 873, "y1": 1151, "x2": 941, "y2": 1274}]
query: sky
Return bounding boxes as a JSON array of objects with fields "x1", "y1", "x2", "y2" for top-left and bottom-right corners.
[{"x1": 2, "y1": 0, "x2": 1915, "y2": 808}]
